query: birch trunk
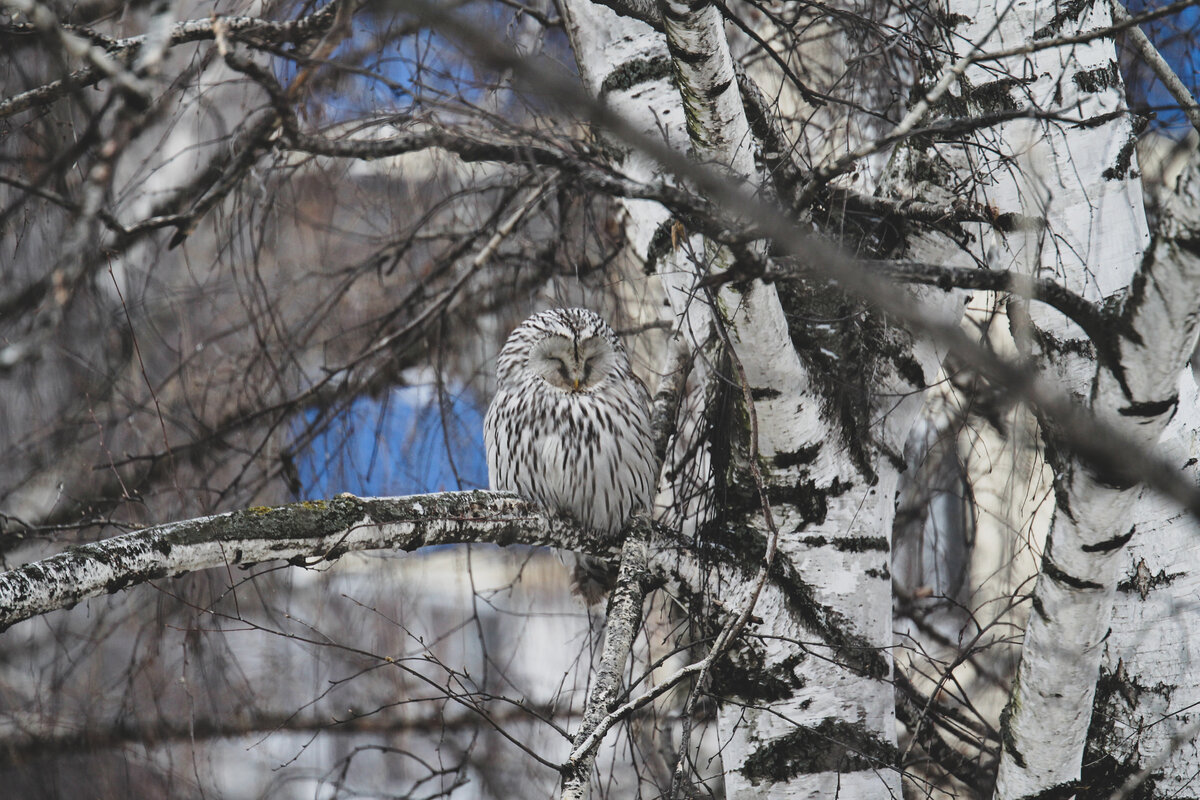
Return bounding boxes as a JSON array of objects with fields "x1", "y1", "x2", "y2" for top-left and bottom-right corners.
[
  {"x1": 1085, "y1": 163, "x2": 1200, "y2": 797},
  {"x1": 559, "y1": 2, "x2": 948, "y2": 795},
  {"x1": 913, "y1": 0, "x2": 1200, "y2": 796}
]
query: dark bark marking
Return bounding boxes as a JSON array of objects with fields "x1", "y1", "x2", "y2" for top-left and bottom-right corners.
[
  {"x1": 1041, "y1": 555, "x2": 1105, "y2": 591},
  {"x1": 1118, "y1": 396, "x2": 1178, "y2": 418},
  {"x1": 999, "y1": 691, "x2": 1028, "y2": 769},
  {"x1": 1178, "y1": 233, "x2": 1200, "y2": 260},
  {"x1": 1031, "y1": 593, "x2": 1049, "y2": 623},
  {"x1": 894, "y1": 352, "x2": 927, "y2": 389},
  {"x1": 740, "y1": 718, "x2": 898, "y2": 783},
  {"x1": 1083, "y1": 664, "x2": 1170, "y2": 800},
  {"x1": 1034, "y1": 0, "x2": 1094, "y2": 39},
  {"x1": 1022, "y1": 779, "x2": 1088, "y2": 800},
  {"x1": 1072, "y1": 62, "x2": 1121, "y2": 94},
  {"x1": 600, "y1": 55, "x2": 673, "y2": 95},
  {"x1": 1051, "y1": 477, "x2": 1075, "y2": 521},
  {"x1": 772, "y1": 443, "x2": 820, "y2": 469},
  {"x1": 1102, "y1": 134, "x2": 1137, "y2": 181},
  {"x1": 664, "y1": 36, "x2": 710, "y2": 66},
  {"x1": 992, "y1": 211, "x2": 1047, "y2": 232},
  {"x1": 1115, "y1": 559, "x2": 1184, "y2": 598},
  {"x1": 1079, "y1": 460, "x2": 1139, "y2": 491},
  {"x1": 1081, "y1": 526, "x2": 1134, "y2": 553},
  {"x1": 934, "y1": 11, "x2": 973, "y2": 28},
  {"x1": 704, "y1": 76, "x2": 733, "y2": 100},
  {"x1": 710, "y1": 651, "x2": 805, "y2": 705},
  {"x1": 800, "y1": 534, "x2": 889, "y2": 553},
  {"x1": 767, "y1": 476, "x2": 851, "y2": 524},
  {"x1": 644, "y1": 217, "x2": 679, "y2": 275},
  {"x1": 964, "y1": 77, "x2": 1022, "y2": 113}
]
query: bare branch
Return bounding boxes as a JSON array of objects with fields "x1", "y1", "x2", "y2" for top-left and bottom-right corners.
[
  {"x1": 1112, "y1": 0, "x2": 1200, "y2": 137},
  {"x1": 775, "y1": 258, "x2": 1122, "y2": 351},
  {"x1": 0, "y1": 491, "x2": 593, "y2": 632},
  {"x1": 560, "y1": 517, "x2": 652, "y2": 799},
  {"x1": 5, "y1": 0, "x2": 151, "y2": 103},
  {"x1": 0, "y1": 702, "x2": 564, "y2": 768}
]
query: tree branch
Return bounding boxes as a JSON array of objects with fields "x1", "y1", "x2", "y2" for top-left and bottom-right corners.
[
  {"x1": 1111, "y1": 0, "x2": 1200, "y2": 137},
  {"x1": 0, "y1": 702, "x2": 564, "y2": 768},
  {"x1": 0, "y1": 491, "x2": 592, "y2": 632},
  {"x1": 0, "y1": 1, "x2": 346, "y2": 119},
  {"x1": 856, "y1": 260, "x2": 1123, "y2": 348},
  {"x1": 4, "y1": 0, "x2": 151, "y2": 105},
  {"x1": 560, "y1": 518, "x2": 652, "y2": 799}
]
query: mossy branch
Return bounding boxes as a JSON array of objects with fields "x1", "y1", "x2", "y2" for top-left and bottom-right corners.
[{"x1": 0, "y1": 491, "x2": 592, "y2": 632}]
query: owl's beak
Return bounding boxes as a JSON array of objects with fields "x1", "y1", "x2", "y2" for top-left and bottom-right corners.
[{"x1": 572, "y1": 377, "x2": 581, "y2": 391}]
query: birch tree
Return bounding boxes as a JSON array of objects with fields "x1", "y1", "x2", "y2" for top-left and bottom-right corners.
[
  {"x1": 2, "y1": 1, "x2": 1200, "y2": 798},
  {"x1": 895, "y1": 1, "x2": 1200, "y2": 796}
]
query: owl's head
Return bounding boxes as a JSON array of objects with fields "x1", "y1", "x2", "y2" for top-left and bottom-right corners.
[
  {"x1": 528, "y1": 330, "x2": 617, "y2": 393},
  {"x1": 497, "y1": 308, "x2": 627, "y2": 393}
]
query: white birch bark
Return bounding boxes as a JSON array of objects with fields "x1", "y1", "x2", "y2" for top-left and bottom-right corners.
[
  {"x1": 913, "y1": 1, "x2": 1200, "y2": 796},
  {"x1": 1086, "y1": 163, "x2": 1200, "y2": 797},
  {"x1": 1088, "y1": 379, "x2": 1200, "y2": 798}
]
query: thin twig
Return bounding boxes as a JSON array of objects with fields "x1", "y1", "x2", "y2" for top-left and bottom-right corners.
[
  {"x1": 0, "y1": 2, "x2": 345, "y2": 119},
  {"x1": 792, "y1": 2, "x2": 1016, "y2": 210},
  {"x1": 1111, "y1": 0, "x2": 1200, "y2": 136}
]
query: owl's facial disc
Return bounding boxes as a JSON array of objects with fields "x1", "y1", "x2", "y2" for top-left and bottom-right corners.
[
  {"x1": 575, "y1": 336, "x2": 616, "y2": 390},
  {"x1": 530, "y1": 334, "x2": 615, "y2": 393}
]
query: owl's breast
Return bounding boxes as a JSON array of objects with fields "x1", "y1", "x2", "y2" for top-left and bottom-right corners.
[{"x1": 484, "y1": 379, "x2": 654, "y2": 536}]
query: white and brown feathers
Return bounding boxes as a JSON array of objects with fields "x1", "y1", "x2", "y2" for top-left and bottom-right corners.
[{"x1": 484, "y1": 308, "x2": 656, "y2": 535}]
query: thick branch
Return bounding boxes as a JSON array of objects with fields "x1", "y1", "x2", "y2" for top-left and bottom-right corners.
[
  {"x1": 0, "y1": 702, "x2": 562, "y2": 767},
  {"x1": 865, "y1": 261, "x2": 1122, "y2": 347},
  {"x1": 0, "y1": 491, "x2": 588, "y2": 632}
]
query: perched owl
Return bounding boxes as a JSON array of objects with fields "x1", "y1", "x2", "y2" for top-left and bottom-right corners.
[{"x1": 484, "y1": 308, "x2": 657, "y2": 537}]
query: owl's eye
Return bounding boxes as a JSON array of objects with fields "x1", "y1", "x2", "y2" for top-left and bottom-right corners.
[
  {"x1": 557, "y1": 364, "x2": 570, "y2": 382},
  {"x1": 581, "y1": 360, "x2": 593, "y2": 383}
]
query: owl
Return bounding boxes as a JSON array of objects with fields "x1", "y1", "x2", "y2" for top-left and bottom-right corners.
[{"x1": 484, "y1": 308, "x2": 657, "y2": 537}]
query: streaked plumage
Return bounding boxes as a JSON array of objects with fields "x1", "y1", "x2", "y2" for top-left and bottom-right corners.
[{"x1": 484, "y1": 308, "x2": 656, "y2": 536}]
